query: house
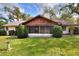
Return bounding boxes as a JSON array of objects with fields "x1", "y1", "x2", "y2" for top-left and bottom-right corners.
[
  {"x1": 3, "y1": 15, "x2": 79, "y2": 37},
  {"x1": 22, "y1": 15, "x2": 79, "y2": 37},
  {"x1": 3, "y1": 21, "x2": 24, "y2": 35}
]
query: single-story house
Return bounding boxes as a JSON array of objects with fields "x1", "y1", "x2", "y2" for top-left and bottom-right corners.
[
  {"x1": 3, "y1": 15, "x2": 79, "y2": 37},
  {"x1": 3, "y1": 21, "x2": 24, "y2": 35}
]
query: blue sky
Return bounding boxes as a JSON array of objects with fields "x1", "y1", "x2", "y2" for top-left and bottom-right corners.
[
  {"x1": 0, "y1": 3, "x2": 79, "y2": 20},
  {"x1": 19, "y1": 3, "x2": 42, "y2": 16},
  {"x1": 0, "y1": 3, "x2": 43, "y2": 17},
  {"x1": 0, "y1": 3, "x2": 63, "y2": 18},
  {"x1": 18, "y1": 3, "x2": 62, "y2": 16}
]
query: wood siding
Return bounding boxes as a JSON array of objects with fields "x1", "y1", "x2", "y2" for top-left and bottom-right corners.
[{"x1": 24, "y1": 17, "x2": 58, "y2": 26}]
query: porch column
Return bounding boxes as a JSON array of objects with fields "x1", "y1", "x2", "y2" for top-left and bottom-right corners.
[
  {"x1": 6, "y1": 31, "x2": 9, "y2": 35},
  {"x1": 69, "y1": 26, "x2": 74, "y2": 35},
  {"x1": 39, "y1": 26, "x2": 40, "y2": 33},
  {"x1": 65, "y1": 27, "x2": 69, "y2": 34},
  {"x1": 5, "y1": 27, "x2": 9, "y2": 35}
]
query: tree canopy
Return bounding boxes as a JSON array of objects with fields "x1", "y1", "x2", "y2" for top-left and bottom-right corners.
[
  {"x1": 1, "y1": 6, "x2": 32, "y2": 22},
  {"x1": 60, "y1": 3, "x2": 79, "y2": 23}
]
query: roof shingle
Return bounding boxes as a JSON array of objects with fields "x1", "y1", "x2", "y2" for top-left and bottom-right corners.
[{"x1": 3, "y1": 21, "x2": 25, "y2": 27}]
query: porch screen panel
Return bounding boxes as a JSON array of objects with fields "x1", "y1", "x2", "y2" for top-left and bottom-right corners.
[
  {"x1": 40, "y1": 26, "x2": 52, "y2": 33},
  {"x1": 28, "y1": 26, "x2": 39, "y2": 33},
  {"x1": 28, "y1": 26, "x2": 52, "y2": 33},
  {"x1": 45, "y1": 26, "x2": 52, "y2": 33}
]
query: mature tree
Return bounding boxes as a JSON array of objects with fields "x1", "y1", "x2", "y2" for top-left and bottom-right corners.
[
  {"x1": 48, "y1": 8, "x2": 56, "y2": 19},
  {"x1": 21, "y1": 13, "x2": 27, "y2": 20},
  {"x1": 3, "y1": 6, "x2": 15, "y2": 22},
  {"x1": 60, "y1": 3, "x2": 79, "y2": 35},
  {"x1": 60, "y1": 3, "x2": 79, "y2": 22},
  {"x1": 26, "y1": 14, "x2": 32, "y2": 20},
  {"x1": 21, "y1": 13, "x2": 32, "y2": 20},
  {"x1": 42, "y1": 6, "x2": 56, "y2": 19},
  {"x1": 60, "y1": 12, "x2": 73, "y2": 22},
  {"x1": 0, "y1": 17, "x2": 8, "y2": 22},
  {"x1": 3, "y1": 6, "x2": 32, "y2": 21},
  {"x1": 12, "y1": 7, "x2": 22, "y2": 21},
  {"x1": 4, "y1": 6, "x2": 12, "y2": 13},
  {"x1": 0, "y1": 18, "x2": 7, "y2": 29}
]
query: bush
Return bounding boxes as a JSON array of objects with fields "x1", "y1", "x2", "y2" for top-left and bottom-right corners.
[
  {"x1": 51, "y1": 25, "x2": 63, "y2": 38},
  {"x1": 17, "y1": 25, "x2": 28, "y2": 38},
  {"x1": 17, "y1": 33, "x2": 28, "y2": 38},
  {"x1": 74, "y1": 27, "x2": 79, "y2": 34},
  {"x1": 0, "y1": 29, "x2": 6, "y2": 35}
]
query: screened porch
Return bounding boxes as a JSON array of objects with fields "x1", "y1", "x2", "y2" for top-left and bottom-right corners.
[{"x1": 27, "y1": 26, "x2": 53, "y2": 34}]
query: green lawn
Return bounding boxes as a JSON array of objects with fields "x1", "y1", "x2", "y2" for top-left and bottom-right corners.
[{"x1": 0, "y1": 35, "x2": 79, "y2": 56}]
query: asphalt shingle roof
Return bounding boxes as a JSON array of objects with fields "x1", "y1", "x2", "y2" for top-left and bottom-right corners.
[
  {"x1": 3, "y1": 15, "x2": 79, "y2": 27},
  {"x1": 3, "y1": 21, "x2": 25, "y2": 27}
]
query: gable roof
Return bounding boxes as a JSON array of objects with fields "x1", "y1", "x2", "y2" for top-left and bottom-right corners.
[
  {"x1": 22, "y1": 15, "x2": 75, "y2": 26},
  {"x1": 52, "y1": 19, "x2": 73, "y2": 26},
  {"x1": 3, "y1": 15, "x2": 79, "y2": 27},
  {"x1": 53, "y1": 19, "x2": 79, "y2": 26},
  {"x1": 22, "y1": 15, "x2": 60, "y2": 25},
  {"x1": 3, "y1": 21, "x2": 25, "y2": 27}
]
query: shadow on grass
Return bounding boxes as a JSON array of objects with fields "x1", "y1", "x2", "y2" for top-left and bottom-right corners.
[
  {"x1": 0, "y1": 48, "x2": 7, "y2": 51},
  {"x1": 6, "y1": 36, "x2": 17, "y2": 40}
]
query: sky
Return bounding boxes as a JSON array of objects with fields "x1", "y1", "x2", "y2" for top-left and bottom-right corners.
[
  {"x1": 0, "y1": 3, "x2": 64, "y2": 18},
  {"x1": 0, "y1": 3, "x2": 44, "y2": 17},
  {"x1": 19, "y1": 3, "x2": 42, "y2": 16},
  {"x1": 18, "y1": 3, "x2": 64, "y2": 16}
]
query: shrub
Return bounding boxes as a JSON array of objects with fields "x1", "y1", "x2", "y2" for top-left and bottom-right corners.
[
  {"x1": 16, "y1": 25, "x2": 24, "y2": 35},
  {"x1": 17, "y1": 25, "x2": 28, "y2": 38},
  {"x1": 51, "y1": 25, "x2": 63, "y2": 38},
  {"x1": 17, "y1": 33, "x2": 28, "y2": 38},
  {"x1": 24, "y1": 26, "x2": 28, "y2": 34},
  {"x1": 0, "y1": 29, "x2": 6, "y2": 35}
]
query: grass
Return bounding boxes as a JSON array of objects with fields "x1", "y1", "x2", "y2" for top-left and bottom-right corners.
[{"x1": 0, "y1": 35, "x2": 79, "y2": 56}]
